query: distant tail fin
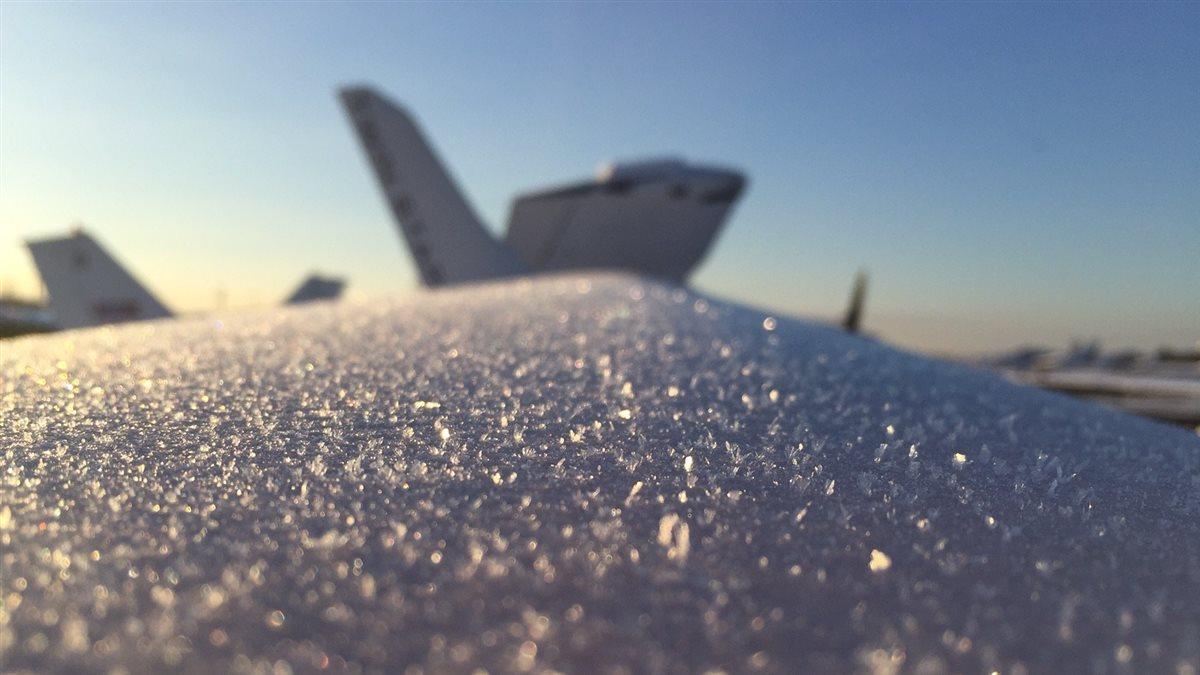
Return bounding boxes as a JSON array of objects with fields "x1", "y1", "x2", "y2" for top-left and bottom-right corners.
[
  {"x1": 339, "y1": 86, "x2": 526, "y2": 286},
  {"x1": 284, "y1": 274, "x2": 345, "y2": 305},
  {"x1": 26, "y1": 229, "x2": 172, "y2": 329},
  {"x1": 842, "y1": 270, "x2": 868, "y2": 333}
]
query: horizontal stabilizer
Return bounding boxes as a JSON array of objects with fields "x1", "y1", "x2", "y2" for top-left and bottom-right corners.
[{"x1": 503, "y1": 160, "x2": 745, "y2": 282}]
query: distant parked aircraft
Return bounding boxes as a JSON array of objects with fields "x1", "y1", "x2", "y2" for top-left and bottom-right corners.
[
  {"x1": 25, "y1": 229, "x2": 345, "y2": 330},
  {"x1": 976, "y1": 341, "x2": 1200, "y2": 428}
]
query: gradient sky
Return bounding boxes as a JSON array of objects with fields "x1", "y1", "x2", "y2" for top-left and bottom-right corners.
[{"x1": 2, "y1": 2, "x2": 1197, "y2": 354}]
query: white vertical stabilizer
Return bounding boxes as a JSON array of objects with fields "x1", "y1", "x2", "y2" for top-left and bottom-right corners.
[
  {"x1": 26, "y1": 230, "x2": 172, "y2": 329},
  {"x1": 339, "y1": 86, "x2": 526, "y2": 286}
]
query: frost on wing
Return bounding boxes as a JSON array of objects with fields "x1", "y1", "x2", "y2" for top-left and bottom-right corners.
[{"x1": 1, "y1": 273, "x2": 1198, "y2": 673}]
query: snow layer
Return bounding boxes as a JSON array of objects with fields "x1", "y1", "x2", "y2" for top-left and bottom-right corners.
[{"x1": 2, "y1": 274, "x2": 1199, "y2": 673}]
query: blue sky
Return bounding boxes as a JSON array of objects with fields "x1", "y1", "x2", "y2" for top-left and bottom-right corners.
[{"x1": 1, "y1": 2, "x2": 1197, "y2": 353}]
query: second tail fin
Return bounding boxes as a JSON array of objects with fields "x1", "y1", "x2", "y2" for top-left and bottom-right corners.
[
  {"x1": 26, "y1": 229, "x2": 172, "y2": 329},
  {"x1": 842, "y1": 270, "x2": 868, "y2": 334},
  {"x1": 284, "y1": 274, "x2": 345, "y2": 305},
  {"x1": 339, "y1": 86, "x2": 526, "y2": 286}
]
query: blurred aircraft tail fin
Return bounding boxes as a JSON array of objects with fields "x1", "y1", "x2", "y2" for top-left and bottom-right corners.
[
  {"x1": 842, "y1": 270, "x2": 868, "y2": 333},
  {"x1": 285, "y1": 274, "x2": 345, "y2": 305},
  {"x1": 339, "y1": 86, "x2": 526, "y2": 286},
  {"x1": 26, "y1": 228, "x2": 172, "y2": 329}
]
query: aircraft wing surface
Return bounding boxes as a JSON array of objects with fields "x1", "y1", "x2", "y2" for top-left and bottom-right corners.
[{"x1": 3, "y1": 274, "x2": 1199, "y2": 672}]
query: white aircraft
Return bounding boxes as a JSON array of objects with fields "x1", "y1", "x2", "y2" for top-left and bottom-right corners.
[
  {"x1": 339, "y1": 86, "x2": 746, "y2": 286},
  {"x1": 25, "y1": 228, "x2": 344, "y2": 330},
  {"x1": 340, "y1": 86, "x2": 876, "y2": 334}
]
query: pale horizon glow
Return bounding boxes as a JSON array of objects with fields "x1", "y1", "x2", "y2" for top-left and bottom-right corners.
[{"x1": 1, "y1": 2, "x2": 1197, "y2": 355}]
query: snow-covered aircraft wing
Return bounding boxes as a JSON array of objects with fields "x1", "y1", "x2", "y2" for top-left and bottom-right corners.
[{"x1": 2, "y1": 274, "x2": 1198, "y2": 672}]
